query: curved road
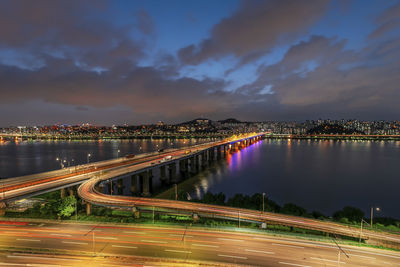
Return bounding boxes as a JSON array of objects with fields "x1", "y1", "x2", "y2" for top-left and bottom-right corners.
[{"x1": 78, "y1": 157, "x2": 400, "y2": 249}]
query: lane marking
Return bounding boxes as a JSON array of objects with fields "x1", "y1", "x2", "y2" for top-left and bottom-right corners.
[
  {"x1": 218, "y1": 238, "x2": 244, "y2": 242},
  {"x1": 165, "y1": 249, "x2": 192, "y2": 254},
  {"x1": 347, "y1": 253, "x2": 376, "y2": 260},
  {"x1": 140, "y1": 240, "x2": 168, "y2": 244},
  {"x1": 123, "y1": 231, "x2": 145, "y2": 234},
  {"x1": 279, "y1": 262, "x2": 311, "y2": 267},
  {"x1": 112, "y1": 245, "x2": 138, "y2": 249},
  {"x1": 0, "y1": 263, "x2": 26, "y2": 266},
  {"x1": 62, "y1": 241, "x2": 88, "y2": 245},
  {"x1": 272, "y1": 243, "x2": 304, "y2": 249},
  {"x1": 16, "y1": 238, "x2": 40, "y2": 242},
  {"x1": 310, "y1": 257, "x2": 346, "y2": 264},
  {"x1": 50, "y1": 233, "x2": 72, "y2": 237},
  {"x1": 169, "y1": 234, "x2": 193, "y2": 238},
  {"x1": 218, "y1": 254, "x2": 247, "y2": 260},
  {"x1": 42, "y1": 227, "x2": 60, "y2": 230},
  {"x1": 9, "y1": 255, "x2": 82, "y2": 262},
  {"x1": 245, "y1": 248, "x2": 274, "y2": 254},
  {"x1": 192, "y1": 244, "x2": 219, "y2": 248},
  {"x1": 95, "y1": 236, "x2": 117, "y2": 240}
]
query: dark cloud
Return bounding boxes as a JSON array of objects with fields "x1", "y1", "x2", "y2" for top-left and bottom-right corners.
[
  {"x1": 178, "y1": 0, "x2": 330, "y2": 65},
  {"x1": 0, "y1": 0, "x2": 147, "y2": 70},
  {"x1": 238, "y1": 34, "x2": 400, "y2": 120},
  {"x1": 369, "y1": 2, "x2": 400, "y2": 39},
  {"x1": 0, "y1": 57, "x2": 241, "y2": 120},
  {"x1": 136, "y1": 9, "x2": 155, "y2": 35}
]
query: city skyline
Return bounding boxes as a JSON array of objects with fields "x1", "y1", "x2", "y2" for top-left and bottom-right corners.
[{"x1": 1, "y1": 0, "x2": 400, "y2": 126}]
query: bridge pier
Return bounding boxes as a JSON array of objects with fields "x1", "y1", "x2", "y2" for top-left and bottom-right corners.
[
  {"x1": 140, "y1": 171, "x2": 150, "y2": 196},
  {"x1": 217, "y1": 146, "x2": 222, "y2": 160},
  {"x1": 189, "y1": 156, "x2": 197, "y2": 175},
  {"x1": 179, "y1": 160, "x2": 187, "y2": 179},
  {"x1": 117, "y1": 179, "x2": 124, "y2": 195},
  {"x1": 195, "y1": 155, "x2": 200, "y2": 172},
  {"x1": 0, "y1": 202, "x2": 6, "y2": 216},
  {"x1": 201, "y1": 152, "x2": 207, "y2": 168},
  {"x1": 131, "y1": 174, "x2": 137, "y2": 194},
  {"x1": 160, "y1": 165, "x2": 167, "y2": 185},
  {"x1": 208, "y1": 148, "x2": 214, "y2": 163},
  {"x1": 148, "y1": 169, "x2": 153, "y2": 194},
  {"x1": 61, "y1": 188, "x2": 66, "y2": 198},
  {"x1": 69, "y1": 186, "x2": 75, "y2": 197},
  {"x1": 168, "y1": 163, "x2": 177, "y2": 184},
  {"x1": 86, "y1": 203, "x2": 92, "y2": 215}
]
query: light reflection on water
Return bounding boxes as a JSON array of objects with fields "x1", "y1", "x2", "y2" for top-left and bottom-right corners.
[{"x1": 188, "y1": 139, "x2": 400, "y2": 218}]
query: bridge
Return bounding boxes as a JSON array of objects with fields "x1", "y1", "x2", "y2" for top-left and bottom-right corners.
[{"x1": 0, "y1": 133, "x2": 264, "y2": 202}]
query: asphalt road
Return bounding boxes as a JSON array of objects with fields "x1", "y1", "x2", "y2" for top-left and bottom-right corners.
[
  {"x1": 0, "y1": 220, "x2": 399, "y2": 266},
  {"x1": 78, "y1": 158, "x2": 400, "y2": 248}
]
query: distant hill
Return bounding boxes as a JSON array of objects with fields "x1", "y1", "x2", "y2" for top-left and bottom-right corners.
[
  {"x1": 218, "y1": 118, "x2": 242, "y2": 124},
  {"x1": 307, "y1": 124, "x2": 365, "y2": 135},
  {"x1": 178, "y1": 118, "x2": 212, "y2": 126}
]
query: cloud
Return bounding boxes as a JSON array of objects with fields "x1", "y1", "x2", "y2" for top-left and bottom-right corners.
[
  {"x1": 237, "y1": 34, "x2": 400, "y2": 120},
  {"x1": 136, "y1": 9, "x2": 155, "y2": 35},
  {"x1": 0, "y1": 0, "x2": 147, "y2": 70},
  {"x1": 369, "y1": 2, "x2": 400, "y2": 39},
  {"x1": 178, "y1": 0, "x2": 330, "y2": 65}
]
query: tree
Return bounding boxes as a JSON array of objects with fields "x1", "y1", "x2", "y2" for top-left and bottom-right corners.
[
  {"x1": 333, "y1": 206, "x2": 364, "y2": 222},
  {"x1": 57, "y1": 196, "x2": 76, "y2": 218},
  {"x1": 281, "y1": 203, "x2": 307, "y2": 217}
]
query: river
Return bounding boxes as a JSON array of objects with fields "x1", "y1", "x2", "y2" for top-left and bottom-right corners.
[{"x1": 1, "y1": 138, "x2": 399, "y2": 218}]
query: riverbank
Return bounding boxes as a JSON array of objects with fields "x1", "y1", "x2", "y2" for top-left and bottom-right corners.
[{"x1": 265, "y1": 134, "x2": 400, "y2": 140}]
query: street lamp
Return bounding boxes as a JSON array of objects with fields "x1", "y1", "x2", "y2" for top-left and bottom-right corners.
[
  {"x1": 56, "y1": 157, "x2": 63, "y2": 169},
  {"x1": 117, "y1": 149, "x2": 120, "y2": 158},
  {"x1": 87, "y1": 153, "x2": 91, "y2": 164},
  {"x1": 371, "y1": 207, "x2": 381, "y2": 227}
]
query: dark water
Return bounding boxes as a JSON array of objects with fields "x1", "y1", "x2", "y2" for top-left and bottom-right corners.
[
  {"x1": 0, "y1": 138, "x2": 212, "y2": 178},
  {"x1": 186, "y1": 139, "x2": 400, "y2": 219},
  {"x1": 1, "y1": 138, "x2": 399, "y2": 218}
]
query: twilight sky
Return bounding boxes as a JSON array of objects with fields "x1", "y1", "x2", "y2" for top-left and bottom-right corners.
[{"x1": 0, "y1": 0, "x2": 399, "y2": 126}]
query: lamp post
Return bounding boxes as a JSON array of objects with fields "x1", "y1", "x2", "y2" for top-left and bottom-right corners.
[
  {"x1": 56, "y1": 157, "x2": 63, "y2": 169},
  {"x1": 117, "y1": 149, "x2": 120, "y2": 158},
  {"x1": 370, "y1": 207, "x2": 380, "y2": 228},
  {"x1": 87, "y1": 153, "x2": 91, "y2": 164}
]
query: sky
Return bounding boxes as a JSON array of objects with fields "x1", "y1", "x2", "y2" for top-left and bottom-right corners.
[{"x1": 0, "y1": 0, "x2": 400, "y2": 126}]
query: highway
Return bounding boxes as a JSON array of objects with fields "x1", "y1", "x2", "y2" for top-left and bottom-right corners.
[{"x1": 0, "y1": 220, "x2": 399, "y2": 266}]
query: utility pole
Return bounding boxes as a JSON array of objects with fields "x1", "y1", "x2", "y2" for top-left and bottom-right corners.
[
  {"x1": 153, "y1": 206, "x2": 155, "y2": 224},
  {"x1": 359, "y1": 219, "x2": 370, "y2": 243},
  {"x1": 371, "y1": 207, "x2": 380, "y2": 228},
  {"x1": 238, "y1": 211, "x2": 240, "y2": 228}
]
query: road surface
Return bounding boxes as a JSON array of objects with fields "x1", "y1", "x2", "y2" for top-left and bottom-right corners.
[{"x1": 0, "y1": 220, "x2": 399, "y2": 266}]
